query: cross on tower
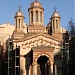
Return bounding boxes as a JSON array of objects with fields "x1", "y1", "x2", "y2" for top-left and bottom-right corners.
[
  {"x1": 54, "y1": 6, "x2": 57, "y2": 11},
  {"x1": 18, "y1": 0, "x2": 21, "y2": 11},
  {"x1": 18, "y1": 5, "x2": 22, "y2": 11},
  {"x1": 35, "y1": 0, "x2": 38, "y2": 2}
]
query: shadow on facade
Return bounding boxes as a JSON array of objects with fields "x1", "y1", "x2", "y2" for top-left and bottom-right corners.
[
  {"x1": 0, "y1": 45, "x2": 4, "y2": 75},
  {"x1": 24, "y1": 50, "x2": 33, "y2": 75}
]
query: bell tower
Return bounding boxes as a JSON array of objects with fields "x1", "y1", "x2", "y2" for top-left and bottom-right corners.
[
  {"x1": 28, "y1": 0, "x2": 46, "y2": 33},
  {"x1": 13, "y1": 7, "x2": 25, "y2": 39},
  {"x1": 50, "y1": 8, "x2": 62, "y2": 40},
  {"x1": 14, "y1": 7, "x2": 25, "y2": 32},
  {"x1": 51, "y1": 8, "x2": 61, "y2": 33},
  {"x1": 28, "y1": 0, "x2": 44, "y2": 26}
]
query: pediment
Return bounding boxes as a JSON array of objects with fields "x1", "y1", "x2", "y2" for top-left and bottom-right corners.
[
  {"x1": 32, "y1": 45, "x2": 55, "y2": 51},
  {"x1": 23, "y1": 33, "x2": 61, "y2": 42},
  {"x1": 15, "y1": 33, "x2": 62, "y2": 56},
  {"x1": 17, "y1": 33, "x2": 61, "y2": 50}
]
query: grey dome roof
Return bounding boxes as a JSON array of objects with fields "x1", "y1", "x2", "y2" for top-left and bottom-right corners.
[
  {"x1": 14, "y1": 9, "x2": 25, "y2": 18},
  {"x1": 28, "y1": 0, "x2": 44, "y2": 11},
  {"x1": 51, "y1": 10, "x2": 61, "y2": 18},
  {"x1": 30, "y1": 1, "x2": 42, "y2": 8}
]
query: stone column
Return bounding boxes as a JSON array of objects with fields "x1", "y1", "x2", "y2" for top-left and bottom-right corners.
[
  {"x1": 38, "y1": 11, "x2": 40, "y2": 25},
  {"x1": 20, "y1": 19, "x2": 23, "y2": 29},
  {"x1": 33, "y1": 11, "x2": 35, "y2": 24},
  {"x1": 50, "y1": 62, "x2": 54, "y2": 75},
  {"x1": 54, "y1": 20, "x2": 56, "y2": 32},
  {"x1": 29, "y1": 12, "x2": 31, "y2": 25},
  {"x1": 59, "y1": 20, "x2": 60, "y2": 30},
  {"x1": 17, "y1": 19, "x2": 19, "y2": 29},
  {"x1": 29, "y1": 66, "x2": 31, "y2": 75},
  {"x1": 55, "y1": 64, "x2": 57, "y2": 75},
  {"x1": 42, "y1": 11, "x2": 44, "y2": 25},
  {"x1": 33, "y1": 62, "x2": 37, "y2": 75},
  {"x1": 20, "y1": 56, "x2": 26, "y2": 75}
]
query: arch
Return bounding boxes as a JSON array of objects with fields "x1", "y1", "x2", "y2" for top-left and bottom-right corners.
[
  {"x1": 34, "y1": 53, "x2": 53, "y2": 63},
  {"x1": 16, "y1": 19, "x2": 17, "y2": 28},
  {"x1": 36, "y1": 55, "x2": 51, "y2": 75},
  {"x1": 36, "y1": 11, "x2": 38, "y2": 22},
  {"x1": 31, "y1": 11, "x2": 33, "y2": 22},
  {"x1": 19, "y1": 19, "x2": 20, "y2": 28}
]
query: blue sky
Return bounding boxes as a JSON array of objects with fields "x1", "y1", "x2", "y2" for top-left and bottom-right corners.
[{"x1": 0, "y1": 0, "x2": 74, "y2": 29}]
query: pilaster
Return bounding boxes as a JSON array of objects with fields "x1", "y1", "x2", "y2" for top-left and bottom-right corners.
[
  {"x1": 55, "y1": 64, "x2": 57, "y2": 75},
  {"x1": 33, "y1": 62, "x2": 37, "y2": 75},
  {"x1": 50, "y1": 62, "x2": 54, "y2": 75}
]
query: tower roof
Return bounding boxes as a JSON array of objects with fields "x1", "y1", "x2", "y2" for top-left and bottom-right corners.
[
  {"x1": 51, "y1": 9, "x2": 61, "y2": 18},
  {"x1": 14, "y1": 7, "x2": 25, "y2": 18},
  {"x1": 28, "y1": 0, "x2": 44, "y2": 10}
]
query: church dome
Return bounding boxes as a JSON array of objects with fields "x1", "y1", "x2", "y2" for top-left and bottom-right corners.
[
  {"x1": 14, "y1": 9, "x2": 25, "y2": 18},
  {"x1": 47, "y1": 21, "x2": 51, "y2": 28},
  {"x1": 51, "y1": 10, "x2": 61, "y2": 18},
  {"x1": 29, "y1": 0, "x2": 44, "y2": 10}
]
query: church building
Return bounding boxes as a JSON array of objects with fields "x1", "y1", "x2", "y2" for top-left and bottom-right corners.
[{"x1": 0, "y1": 0, "x2": 66, "y2": 75}]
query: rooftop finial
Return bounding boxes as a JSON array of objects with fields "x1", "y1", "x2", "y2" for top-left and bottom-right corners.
[
  {"x1": 35, "y1": 0, "x2": 38, "y2": 2},
  {"x1": 18, "y1": 0, "x2": 21, "y2": 11},
  {"x1": 54, "y1": 6, "x2": 57, "y2": 12},
  {"x1": 18, "y1": 5, "x2": 21, "y2": 11}
]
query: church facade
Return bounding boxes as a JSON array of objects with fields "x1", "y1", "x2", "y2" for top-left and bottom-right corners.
[{"x1": 0, "y1": 0, "x2": 66, "y2": 75}]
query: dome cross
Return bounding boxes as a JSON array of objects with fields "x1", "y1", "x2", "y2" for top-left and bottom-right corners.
[
  {"x1": 35, "y1": 0, "x2": 38, "y2": 2},
  {"x1": 18, "y1": 5, "x2": 22, "y2": 11},
  {"x1": 18, "y1": 0, "x2": 22, "y2": 11},
  {"x1": 54, "y1": 6, "x2": 57, "y2": 11}
]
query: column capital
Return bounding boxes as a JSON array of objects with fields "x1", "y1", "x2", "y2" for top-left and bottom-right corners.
[
  {"x1": 50, "y1": 61, "x2": 54, "y2": 65},
  {"x1": 33, "y1": 62, "x2": 37, "y2": 65},
  {"x1": 33, "y1": 62, "x2": 37, "y2": 75},
  {"x1": 50, "y1": 62, "x2": 54, "y2": 75}
]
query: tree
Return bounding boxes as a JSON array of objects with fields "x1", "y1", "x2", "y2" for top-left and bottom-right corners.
[
  {"x1": 68, "y1": 18, "x2": 75, "y2": 75},
  {"x1": 68, "y1": 18, "x2": 75, "y2": 36}
]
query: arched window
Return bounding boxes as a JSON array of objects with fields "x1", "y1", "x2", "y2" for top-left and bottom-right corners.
[
  {"x1": 31, "y1": 11, "x2": 33, "y2": 22},
  {"x1": 53, "y1": 20, "x2": 55, "y2": 29},
  {"x1": 19, "y1": 19, "x2": 20, "y2": 28},
  {"x1": 36, "y1": 11, "x2": 38, "y2": 22},
  {"x1": 40, "y1": 11, "x2": 42, "y2": 22},
  {"x1": 29, "y1": 12, "x2": 30, "y2": 22},
  {"x1": 16, "y1": 19, "x2": 17, "y2": 28},
  {"x1": 56, "y1": 20, "x2": 58, "y2": 29}
]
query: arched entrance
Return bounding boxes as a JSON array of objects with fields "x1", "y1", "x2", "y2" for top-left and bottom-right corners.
[
  {"x1": 31, "y1": 45, "x2": 54, "y2": 75},
  {"x1": 37, "y1": 56, "x2": 50, "y2": 75}
]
